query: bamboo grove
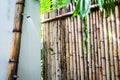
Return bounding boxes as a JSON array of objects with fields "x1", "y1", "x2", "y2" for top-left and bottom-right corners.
[{"x1": 42, "y1": 0, "x2": 120, "y2": 80}]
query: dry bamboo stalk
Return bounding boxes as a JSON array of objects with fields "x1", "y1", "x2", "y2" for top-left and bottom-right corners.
[
  {"x1": 46, "y1": 13, "x2": 50, "y2": 80},
  {"x1": 99, "y1": 11, "x2": 107, "y2": 80},
  {"x1": 74, "y1": 16, "x2": 79, "y2": 80},
  {"x1": 108, "y1": 12, "x2": 115, "y2": 80},
  {"x1": 69, "y1": 3, "x2": 74, "y2": 80},
  {"x1": 115, "y1": 6, "x2": 120, "y2": 79},
  {"x1": 75, "y1": 15, "x2": 80, "y2": 80},
  {"x1": 95, "y1": 11, "x2": 100, "y2": 80},
  {"x1": 65, "y1": 5, "x2": 70, "y2": 80},
  {"x1": 50, "y1": 11, "x2": 53, "y2": 80},
  {"x1": 57, "y1": 9, "x2": 62, "y2": 79},
  {"x1": 79, "y1": 18, "x2": 85, "y2": 80},
  {"x1": 52, "y1": 11, "x2": 57, "y2": 80},
  {"x1": 71, "y1": 15, "x2": 76, "y2": 80},
  {"x1": 65, "y1": 16, "x2": 70, "y2": 80},
  {"x1": 70, "y1": 3, "x2": 77, "y2": 80},
  {"x1": 94, "y1": 11, "x2": 99, "y2": 80},
  {"x1": 104, "y1": 10, "x2": 111, "y2": 80},
  {"x1": 118, "y1": 6, "x2": 120, "y2": 78},
  {"x1": 7, "y1": 0, "x2": 25, "y2": 80},
  {"x1": 82, "y1": 18, "x2": 88, "y2": 80},
  {"x1": 77, "y1": 15, "x2": 82, "y2": 80},
  {"x1": 96, "y1": 10, "x2": 102, "y2": 80},
  {"x1": 55, "y1": 10, "x2": 61, "y2": 80},
  {"x1": 60, "y1": 7, "x2": 67, "y2": 80},
  {"x1": 43, "y1": 13, "x2": 47, "y2": 79},
  {"x1": 88, "y1": 13, "x2": 92, "y2": 80},
  {"x1": 91, "y1": 12, "x2": 96, "y2": 80},
  {"x1": 69, "y1": 16, "x2": 74, "y2": 80},
  {"x1": 49, "y1": 12, "x2": 52, "y2": 80},
  {"x1": 111, "y1": 9, "x2": 119, "y2": 80}
]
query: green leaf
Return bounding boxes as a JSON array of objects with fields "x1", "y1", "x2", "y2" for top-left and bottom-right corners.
[
  {"x1": 80, "y1": 0, "x2": 91, "y2": 18},
  {"x1": 97, "y1": 0, "x2": 104, "y2": 11},
  {"x1": 49, "y1": 47, "x2": 54, "y2": 52},
  {"x1": 73, "y1": 0, "x2": 91, "y2": 18}
]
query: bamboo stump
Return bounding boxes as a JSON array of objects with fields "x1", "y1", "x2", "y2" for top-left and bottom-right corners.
[{"x1": 7, "y1": 0, "x2": 25, "y2": 80}]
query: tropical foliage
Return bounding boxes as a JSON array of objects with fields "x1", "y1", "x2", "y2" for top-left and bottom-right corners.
[{"x1": 40, "y1": 0, "x2": 120, "y2": 17}]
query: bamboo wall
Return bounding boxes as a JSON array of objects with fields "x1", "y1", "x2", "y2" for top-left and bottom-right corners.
[{"x1": 42, "y1": 3, "x2": 120, "y2": 80}]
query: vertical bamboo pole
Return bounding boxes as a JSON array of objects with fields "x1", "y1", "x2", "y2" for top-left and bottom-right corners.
[
  {"x1": 57, "y1": 9, "x2": 62, "y2": 80},
  {"x1": 75, "y1": 15, "x2": 80, "y2": 80},
  {"x1": 96, "y1": 10, "x2": 102, "y2": 80},
  {"x1": 71, "y1": 3, "x2": 77, "y2": 80},
  {"x1": 69, "y1": 3, "x2": 74, "y2": 80},
  {"x1": 82, "y1": 18, "x2": 88, "y2": 80},
  {"x1": 88, "y1": 13, "x2": 92, "y2": 80},
  {"x1": 7, "y1": 0, "x2": 25, "y2": 80},
  {"x1": 108, "y1": 12, "x2": 115, "y2": 80},
  {"x1": 115, "y1": 6, "x2": 120, "y2": 80},
  {"x1": 65, "y1": 5, "x2": 70, "y2": 80},
  {"x1": 104, "y1": 10, "x2": 110, "y2": 80},
  {"x1": 60, "y1": 8, "x2": 67, "y2": 80},
  {"x1": 55, "y1": 10, "x2": 61, "y2": 80},
  {"x1": 99, "y1": 11, "x2": 107, "y2": 80},
  {"x1": 80, "y1": 18, "x2": 85, "y2": 80},
  {"x1": 111, "y1": 8, "x2": 119, "y2": 80},
  {"x1": 93, "y1": 11, "x2": 98, "y2": 80},
  {"x1": 91, "y1": 13, "x2": 95, "y2": 80},
  {"x1": 77, "y1": 15, "x2": 82, "y2": 80}
]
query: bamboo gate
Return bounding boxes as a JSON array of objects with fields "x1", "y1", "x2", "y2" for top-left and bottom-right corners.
[{"x1": 42, "y1": 1, "x2": 120, "y2": 80}]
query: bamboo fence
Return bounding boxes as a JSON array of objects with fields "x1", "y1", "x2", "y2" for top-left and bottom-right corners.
[{"x1": 42, "y1": 2, "x2": 120, "y2": 80}]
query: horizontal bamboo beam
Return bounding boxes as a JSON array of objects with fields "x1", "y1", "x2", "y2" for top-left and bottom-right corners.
[{"x1": 42, "y1": 4, "x2": 99, "y2": 23}]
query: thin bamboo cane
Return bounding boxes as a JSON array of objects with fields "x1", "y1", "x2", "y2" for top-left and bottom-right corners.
[
  {"x1": 52, "y1": 11, "x2": 56, "y2": 80},
  {"x1": 115, "y1": 6, "x2": 120, "y2": 79},
  {"x1": 99, "y1": 11, "x2": 107, "y2": 80},
  {"x1": 91, "y1": 12, "x2": 96, "y2": 80},
  {"x1": 82, "y1": 18, "x2": 88, "y2": 80},
  {"x1": 57, "y1": 9, "x2": 62, "y2": 79},
  {"x1": 49, "y1": 12, "x2": 52, "y2": 80},
  {"x1": 71, "y1": 15, "x2": 76, "y2": 80},
  {"x1": 94, "y1": 11, "x2": 99, "y2": 80},
  {"x1": 69, "y1": 3, "x2": 74, "y2": 80},
  {"x1": 80, "y1": 18, "x2": 85, "y2": 80},
  {"x1": 55, "y1": 10, "x2": 61, "y2": 80},
  {"x1": 75, "y1": 15, "x2": 80, "y2": 80},
  {"x1": 108, "y1": 12, "x2": 115, "y2": 80},
  {"x1": 118, "y1": 6, "x2": 120, "y2": 78},
  {"x1": 77, "y1": 15, "x2": 82, "y2": 80},
  {"x1": 50, "y1": 11, "x2": 53, "y2": 80},
  {"x1": 7, "y1": 0, "x2": 25, "y2": 80},
  {"x1": 73, "y1": 16, "x2": 78, "y2": 80},
  {"x1": 111, "y1": 8, "x2": 119, "y2": 80},
  {"x1": 70, "y1": 3, "x2": 77, "y2": 80},
  {"x1": 104, "y1": 10, "x2": 111, "y2": 80},
  {"x1": 88, "y1": 13, "x2": 92, "y2": 80},
  {"x1": 60, "y1": 8, "x2": 67, "y2": 80},
  {"x1": 65, "y1": 16, "x2": 70, "y2": 80},
  {"x1": 96, "y1": 10, "x2": 102, "y2": 80},
  {"x1": 65, "y1": 5, "x2": 71, "y2": 80},
  {"x1": 43, "y1": 13, "x2": 47, "y2": 80}
]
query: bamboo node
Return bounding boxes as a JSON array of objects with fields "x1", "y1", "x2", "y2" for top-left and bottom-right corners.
[
  {"x1": 13, "y1": 29, "x2": 22, "y2": 33},
  {"x1": 9, "y1": 59, "x2": 19, "y2": 64},
  {"x1": 16, "y1": 2, "x2": 25, "y2": 6}
]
